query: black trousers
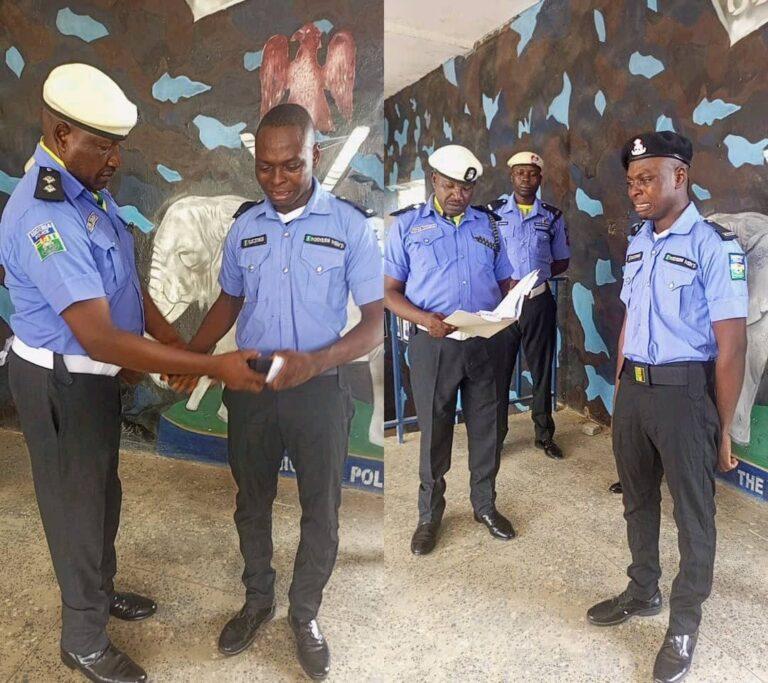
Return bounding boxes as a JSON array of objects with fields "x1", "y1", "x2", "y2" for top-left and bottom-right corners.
[
  {"x1": 499, "y1": 290, "x2": 557, "y2": 444},
  {"x1": 409, "y1": 331, "x2": 506, "y2": 523},
  {"x1": 612, "y1": 362, "x2": 720, "y2": 635},
  {"x1": 8, "y1": 352, "x2": 122, "y2": 655},
  {"x1": 223, "y1": 374, "x2": 353, "y2": 622}
]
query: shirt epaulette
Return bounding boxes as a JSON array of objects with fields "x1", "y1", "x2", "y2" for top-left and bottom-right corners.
[
  {"x1": 232, "y1": 199, "x2": 264, "y2": 219},
  {"x1": 390, "y1": 202, "x2": 425, "y2": 217},
  {"x1": 336, "y1": 196, "x2": 376, "y2": 218},
  {"x1": 630, "y1": 221, "x2": 643, "y2": 236},
  {"x1": 485, "y1": 198, "x2": 506, "y2": 213},
  {"x1": 540, "y1": 201, "x2": 562, "y2": 221},
  {"x1": 34, "y1": 167, "x2": 65, "y2": 202},
  {"x1": 705, "y1": 219, "x2": 737, "y2": 241},
  {"x1": 472, "y1": 204, "x2": 502, "y2": 221}
]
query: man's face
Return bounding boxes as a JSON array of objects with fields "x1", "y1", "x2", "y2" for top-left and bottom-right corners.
[
  {"x1": 431, "y1": 172, "x2": 474, "y2": 217},
  {"x1": 509, "y1": 164, "x2": 542, "y2": 200},
  {"x1": 254, "y1": 124, "x2": 319, "y2": 212},
  {"x1": 56, "y1": 124, "x2": 122, "y2": 192},
  {"x1": 626, "y1": 157, "x2": 686, "y2": 221}
]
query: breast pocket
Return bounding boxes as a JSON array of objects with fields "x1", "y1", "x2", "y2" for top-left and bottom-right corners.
[
  {"x1": 300, "y1": 243, "x2": 346, "y2": 304},
  {"x1": 89, "y1": 228, "x2": 125, "y2": 295},
  {"x1": 659, "y1": 263, "x2": 697, "y2": 317},
  {"x1": 470, "y1": 227, "x2": 496, "y2": 269},
  {"x1": 620, "y1": 261, "x2": 643, "y2": 307},
  {"x1": 237, "y1": 246, "x2": 271, "y2": 301},
  {"x1": 407, "y1": 231, "x2": 447, "y2": 272},
  {"x1": 533, "y1": 228, "x2": 552, "y2": 258}
]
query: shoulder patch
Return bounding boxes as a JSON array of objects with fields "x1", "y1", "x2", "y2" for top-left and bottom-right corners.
[
  {"x1": 540, "y1": 201, "x2": 562, "y2": 221},
  {"x1": 28, "y1": 222, "x2": 66, "y2": 261},
  {"x1": 34, "y1": 168, "x2": 65, "y2": 202},
  {"x1": 232, "y1": 199, "x2": 264, "y2": 219},
  {"x1": 390, "y1": 202, "x2": 425, "y2": 217},
  {"x1": 472, "y1": 204, "x2": 501, "y2": 220},
  {"x1": 629, "y1": 221, "x2": 643, "y2": 236},
  {"x1": 705, "y1": 219, "x2": 737, "y2": 241},
  {"x1": 337, "y1": 196, "x2": 376, "y2": 218},
  {"x1": 486, "y1": 198, "x2": 506, "y2": 212}
]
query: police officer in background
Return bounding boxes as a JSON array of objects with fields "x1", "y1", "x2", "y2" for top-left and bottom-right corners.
[
  {"x1": 586, "y1": 132, "x2": 748, "y2": 683},
  {"x1": 488, "y1": 151, "x2": 570, "y2": 460},
  {"x1": 0, "y1": 64, "x2": 264, "y2": 683},
  {"x1": 384, "y1": 144, "x2": 516, "y2": 556},
  {"x1": 175, "y1": 104, "x2": 383, "y2": 680}
]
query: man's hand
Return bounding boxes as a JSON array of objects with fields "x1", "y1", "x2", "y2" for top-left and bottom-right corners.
[
  {"x1": 210, "y1": 350, "x2": 266, "y2": 393},
  {"x1": 420, "y1": 312, "x2": 457, "y2": 338},
  {"x1": 269, "y1": 350, "x2": 323, "y2": 391},
  {"x1": 167, "y1": 374, "x2": 203, "y2": 394},
  {"x1": 717, "y1": 433, "x2": 739, "y2": 473}
]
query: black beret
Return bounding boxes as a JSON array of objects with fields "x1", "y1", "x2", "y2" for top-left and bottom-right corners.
[{"x1": 621, "y1": 131, "x2": 693, "y2": 169}]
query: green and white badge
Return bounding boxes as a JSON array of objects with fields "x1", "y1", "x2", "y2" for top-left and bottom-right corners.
[
  {"x1": 28, "y1": 222, "x2": 66, "y2": 261},
  {"x1": 729, "y1": 253, "x2": 746, "y2": 281}
]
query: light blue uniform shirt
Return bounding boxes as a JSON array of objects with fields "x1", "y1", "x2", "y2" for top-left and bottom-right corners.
[
  {"x1": 492, "y1": 195, "x2": 570, "y2": 287},
  {"x1": 620, "y1": 202, "x2": 748, "y2": 365},
  {"x1": 0, "y1": 144, "x2": 144, "y2": 354},
  {"x1": 384, "y1": 196, "x2": 514, "y2": 316},
  {"x1": 218, "y1": 180, "x2": 383, "y2": 354}
]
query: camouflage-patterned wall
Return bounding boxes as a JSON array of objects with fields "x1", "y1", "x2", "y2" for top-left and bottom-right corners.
[
  {"x1": 384, "y1": 0, "x2": 768, "y2": 425},
  {"x1": 0, "y1": 0, "x2": 384, "y2": 444}
]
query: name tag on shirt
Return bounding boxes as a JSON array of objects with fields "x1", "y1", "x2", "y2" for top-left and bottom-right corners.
[
  {"x1": 626, "y1": 252, "x2": 643, "y2": 263},
  {"x1": 304, "y1": 234, "x2": 346, "y2": 250},
  {"x1": 663, "y1": 253, "x2": 697, "y2": 270},
  {"x1": 411, "y1": 224, "x2": 437, "y2": 234},
  {"x1": 241, "y1": 235, "x2": 267, "y2": 248}
]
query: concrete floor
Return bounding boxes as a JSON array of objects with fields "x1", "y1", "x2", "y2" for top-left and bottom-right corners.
[
  {"x1": 0, "y1": 431, "x2": 384, "y2": 682},
  {"x1": 384, "y1": 408, "x2": 768, "y2": 683}
]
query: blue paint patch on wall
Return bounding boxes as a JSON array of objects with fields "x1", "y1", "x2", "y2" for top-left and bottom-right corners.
[
  {"x1": 692, "y1": 183, "x2": 712, "y2": 200},
  {"x1": 5, "y1": 47, "x2": 24, "y2": 77},
  {"x1": 0, "y1": 170, "x2": 21, "y2": 195},
  {"x1": 350, "y1": 153, "x2": 384, "y2": 189},
  {"x1": 422, "y1": 143, "x2": 435, "y2": 157},
  {"x1": 389, "y1": 161, "x2": 398, "y2": 187},
  {"x1": 464, "y1": 103, "x2": 471, "y2": 115},
  {"x1": 193, "y1": 115, "x2": 246, "y2": 150},
  {"x1": 594, "y1": 90, "x2": 606, "y2": 116},
  {"x1": 547, "y1": 73, "x2": 571, "y2": 129},
  {"x1": 518, "y1": 107, "x2": 533, "y2": 137},
  {"x1": 414, "y1": 116, "x2": 421, "y2": 144},
  {"x1": 522, "y1": 370, "x2": 533, "y2": 385},
  {"x1": 443, "y1": 118, "x2": 453, "y2": 141},
  {"x1": 152, "y1": 73, "x2": 211, "y2": 103},
  {"x1": 724, "y1": 134, "x2": 768, "y2": 168},
  {"x1": 593, "y1": 10, "x2": 606, "y2": 42},
  {"x1": 656, "y1": 114, "x2": 675, "y2": 132},
  {"x1": 117, "y1": 205, "x2": 154, "y2": 233},
  {"x1": 572, "y1": 283, "x2": 609, "y2": 356},
  {"x1": 442, "y1": 59, "x2": 458, "y2": 87},
  {"x1": 56, "y1": 7, "x2": 108, "y2": 42},
  {"x1": 483, "y1": 92, "x2": 501, "y2": 130},
  {"x1": 647, "y1": 0, "x2": 658, "y2": 11},
  {"x1": 314, "y1": 19, "x2": 333, "y2": 33},
  {"x1": 490, "y1": 153, "x2": 497, "y2": 166},
  {"x1": 243, "y1": 49, "x2": 263, "y2": 71},
  {"x1": 692, "y1": 97, "x2": 742, "y2": 126},
  {"x1": 510, "y1": 0, "x2": 544, "y2": 56},
  {"x1": 156, "y1": 164, "x2": 182, "y2": 183},
  {"x1": 424, "y1": 110, "x2": 431, "y2": 128},
  {"x1": 411, "y1": 156, "x2": 424, "y2": 181},
  {"x1": 595, "y1": 258, "x2": 616, "y2": 285},
  {"x1": 575, "y1": 188, "x2": 603, "y2": 217},
  {"x1": 629, "y1": 52, "x2": 665, "y2": 78},
  {"x1": 410, "y1": 98, "x2": 417, "y2": 111},
  {"x1": 0, "y1": 288, "x2": 14, "y2": 326},
  {"x1": 585, "y1": 365, "x2": 614, "y2": 414},
  {"x1": 508, "y1": 389, "x2": 530, "y2": 413},
  {"x1": 393, "y1": 119, "x2": 409, "y2": 151}
]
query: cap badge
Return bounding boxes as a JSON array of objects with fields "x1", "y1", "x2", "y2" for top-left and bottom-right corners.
[
  {"x1": 464, "y1": 167, "x2": 477, "y2": 181},
  {"x1": 631, "y1": 138, "x2": 647, "y2": 156}
]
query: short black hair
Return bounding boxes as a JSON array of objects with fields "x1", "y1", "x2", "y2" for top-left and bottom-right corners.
[{"x1": 256, "y1": 103, "x2": 315, "y2": 140}]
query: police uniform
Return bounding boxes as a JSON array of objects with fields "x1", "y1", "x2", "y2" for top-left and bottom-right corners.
[
  {"x1": 0, "y1": 66, "x2": 144, "y2": 657},
  {"x1": 384, "y1": 147, "x2": 514, "y2": 526},
  {"x1": 218, "y1": 180, "x2": 382, "y2": 623},
  {"x1": 589, "y1": 133, "x2": 748, "y2": 676},
  {"x1": 489, "y1": 152, "x2": 570, "y2": 453}
]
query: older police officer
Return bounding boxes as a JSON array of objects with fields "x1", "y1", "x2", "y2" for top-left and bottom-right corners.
[
  {"x1": 0, "y1": 64, "x2": 264, "y2": 683},
  {"x1": 488, "y1": 151, "x2": 570, "y2": 460},
  {"x1": 384, "y1": 144, "x2": 516, "y2": 556},
  {"x1": 178, "y1": 103, "x2": 383, "y2": 680},
  {"x1": 586, "y1": 132, "x2": 748, "y2": 683}
]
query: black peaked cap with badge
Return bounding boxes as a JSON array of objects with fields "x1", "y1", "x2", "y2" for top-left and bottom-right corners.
[{"x1": 621, "y1": 131, "x2": 693, "y2": 169}]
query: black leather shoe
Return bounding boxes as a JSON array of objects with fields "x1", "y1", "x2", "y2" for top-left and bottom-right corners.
[
  {"x1": 587, "y1": 589, "x2": 662, "y2": 626},
  {"x1": 61, "y1": 643, "x2": 147, "y2": 682},
  {"x1": 218, "y1": 603, "x2": 275, "y2": 656},
  {"x1": 609, "y1": 481, "x2": 623, "y2": 494},
  {"x1": 535, "y1": 439, "x2": 564, "y2": 459},
  {"x1": 653, "y1": 630, "x2": 697, "y2": 683},
  {"x1": 474, "y1": 509, "x2": 516, "y2": 540},
  {"x1": 410, "y1": 522, "x2": 439, "y2": 555},
  {"x1": 109, "y1": 592, "x2": 157, "y2": 622},
  {"x1": 289, "y1": 614, "x2": 330, "y2": 680}
]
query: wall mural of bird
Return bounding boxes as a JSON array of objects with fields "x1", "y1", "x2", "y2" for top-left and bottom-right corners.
[{"x1": 260, "y1": 22, "x2": 356, "y2": 133}]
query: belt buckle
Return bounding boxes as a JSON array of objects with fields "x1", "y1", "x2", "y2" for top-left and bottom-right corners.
[{"x1": 633, "y1": 363, "x2": 650, "y2": 385}]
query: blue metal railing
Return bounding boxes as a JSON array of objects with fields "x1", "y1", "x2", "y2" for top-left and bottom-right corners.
[{"x1": 385, "y1": 278, "x2": 564, "y2": 443}]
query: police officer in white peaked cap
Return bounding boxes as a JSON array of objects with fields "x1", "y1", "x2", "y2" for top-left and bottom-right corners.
[
  {"x1": 385, "y1": 144, "x2": 517, "y2": 557},
  {"x1": 0, "y1": 63, "x2": 265, "y2": 682}
]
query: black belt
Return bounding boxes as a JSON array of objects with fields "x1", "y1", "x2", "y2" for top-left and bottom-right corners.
[{"x1": 622, "y1": 359, "x2": 713, "y2": 386}]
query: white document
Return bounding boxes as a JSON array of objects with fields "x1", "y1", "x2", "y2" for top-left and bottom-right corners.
[{"x1": 442, "y1": 270, "x2": 540, "y2": 340}]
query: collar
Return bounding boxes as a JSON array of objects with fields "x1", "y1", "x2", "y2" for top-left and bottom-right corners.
[
  {"x1": 253, "y1": 178, "x2": 331, "y2": 220},
  {"x1": 428, "y1": 194, "x2": 470, "y2": 226},
  {"x1": 34, "y1": 143, "x2": 89, "y2": 204},
  {"x1": 503, "y1": 194, "x2": 541, "y2": 219},
  {"x1": 644, "y1": 202, "x2": 700, "y2": 239},
  {"x1": 39, "y1": 138, "x2": 66, "y2": 168}
]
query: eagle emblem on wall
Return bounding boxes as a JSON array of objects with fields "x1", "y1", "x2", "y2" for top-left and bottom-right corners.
[{"x1": 260, "y1": 22, "x2": 356, "y2": 133}]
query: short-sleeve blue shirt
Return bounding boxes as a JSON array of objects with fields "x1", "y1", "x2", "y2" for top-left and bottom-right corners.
[
  {"x1": 620, "y1": 202, "x2": 748, "y2": 364},
  {"x1": 218, "y1": 180, "x2": 383, "y2": 354},
  {"x1": 0, "y1": 145, "x2": 144, "y2": 354}
]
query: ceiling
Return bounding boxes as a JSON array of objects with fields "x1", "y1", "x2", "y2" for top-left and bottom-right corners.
[{"x1": 384, "y1": 0, "x2": 540, "y2": 98}]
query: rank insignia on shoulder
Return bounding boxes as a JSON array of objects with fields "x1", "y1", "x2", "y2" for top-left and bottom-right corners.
[
  {"x1": 34, "y1": 167, "x2": 64, "y2": 201},
  {"x1": 629, "y1": 221, "x2": 643, "y2": 236},
  {"x1": 241, "y1": 234, "x2": 267, "y2": 248},
  {"x1": 472, "y1": 204, "x2": 501, "y2": 220},
  {"x1": 390, "y1": 202, "x2": 425, "y2": 217},
  {"x1": 540, "y1": 201, "x2": 562, "y2": 221},
  {"x1": 728, "y1": 253, "x2": 746, "y2": 280},
  {"x1": 232, "y1": 199, "x2": 264, "y2": 219},
  {"x1": 705, "y1": 219, "x2": 737, "y2": 241},
  {"x1": 337, "y1": 196, "x2": 376, "y2": 217},
  {"x1": 485, "y1": 198, "x2": 506, "y2": 212},
  {"x1": 28, "y1": 221, "x2": 66, "y2": 261}
]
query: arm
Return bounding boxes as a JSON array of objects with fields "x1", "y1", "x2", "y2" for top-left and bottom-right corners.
[
  {"x1": 712, "y1": 318, "x2": 747, "y2": 472},
  {"x1": 384, "y1": 275, "x2": 456, "y2": 337},
  {"x1": 142, "y1": 286, "x2": 184, "y2": 345},
  {"x1": 550, "y1": 258, "x2": 569, "y2": 277},
  {"x1": 187, "y1": 291, "x2": 244, "y2": 354}
]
